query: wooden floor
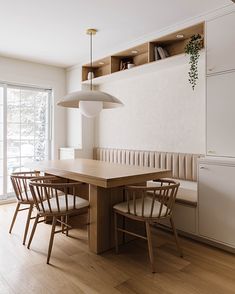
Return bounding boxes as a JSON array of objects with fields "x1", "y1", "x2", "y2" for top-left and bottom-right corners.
[{"x1": 1, "y1": 204, "x2": 235, "y2": 294}]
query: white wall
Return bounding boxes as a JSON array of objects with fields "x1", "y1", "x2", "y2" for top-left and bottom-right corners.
[
  {"x1": 66, "y1": 66, "x2": 95, "y2": 158},
  {"x1": 66, "y1": 66, "x2": 82, "y2": 148},
  {"x1": 95, "y1": 56, "x2": 205, "y2": 154},
  {"x1": 0, "y1": 56, "x2": 66, "y2": 159}
]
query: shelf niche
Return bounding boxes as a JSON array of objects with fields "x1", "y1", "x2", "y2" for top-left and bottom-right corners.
[{"x1": 82, "y1": 22, "x2": 204, "y2": 83}]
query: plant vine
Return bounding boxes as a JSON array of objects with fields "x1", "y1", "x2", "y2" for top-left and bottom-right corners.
[{"x1": 185, "y1": 34, "x2": 203, "y2": 90}]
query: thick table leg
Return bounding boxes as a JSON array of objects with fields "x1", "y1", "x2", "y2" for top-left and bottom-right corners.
[{"x1": 89, "y1": 185, "x2": 124, "y2": 254}]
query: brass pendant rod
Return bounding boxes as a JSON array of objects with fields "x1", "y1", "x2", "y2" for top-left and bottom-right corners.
[{"x1": 90, "y1": 32, "x2": 93, "y2": 91}]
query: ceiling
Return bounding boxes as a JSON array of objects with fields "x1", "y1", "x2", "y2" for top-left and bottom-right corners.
[{"x1": 0, "y1": 0, "x2": 231, "y2": 68}]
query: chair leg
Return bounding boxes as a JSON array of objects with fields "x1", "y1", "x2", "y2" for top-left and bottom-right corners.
[
  {"x1": 27, "y1": 214, "x2": 40, "y2": 249},
  {"x1": 170, "y1": 216, "x2": 183, "y2": 257},
  {"x1": 65, "y1": 215, "x2": 69, "y2": 236},
  {"x1": 47, "y1": 216, "x2": 57, "y2": 264},
  {"x1": 23, "y1": 204, "x2": 34, "y2": 245},
  {"x1": 9, "y1": 202, "x2": 20, "y2": 234},
  {"x1": 122, "y1": 215, "x2": 126, "y2": 244},
  {"x1": 86, "y1": 209, "x2": 90, "y2": 226},
  {"x1": 114, "y1": 212, "x2": 119, "y2": 254},
  {"x1": 145, "y1": 222, "x2": 155, "y2": 273},
  {"x1": 61, "y1": 216, "x2": 65, "y2": 234}
]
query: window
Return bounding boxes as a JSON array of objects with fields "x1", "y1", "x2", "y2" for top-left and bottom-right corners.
[{"x1": 0, "y1": 84, "x2": 52, "y2": 199}]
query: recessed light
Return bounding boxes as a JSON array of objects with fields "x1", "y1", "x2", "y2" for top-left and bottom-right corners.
[
  {"x1": 176, "y1": 34, "x2": 184, "y2": 39},
  {"x1": 99, "y1": 62, "x2": 105, "y2": 65},
  {"x1": 131, "y1": 50, "x2": 138, "y2": 54}
]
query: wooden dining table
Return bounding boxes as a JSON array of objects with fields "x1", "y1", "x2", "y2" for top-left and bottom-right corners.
[{"x1": 31, "y1": 158, "x2": 172, "y2": 254}]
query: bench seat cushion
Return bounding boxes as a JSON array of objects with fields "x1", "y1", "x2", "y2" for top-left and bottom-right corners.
[{"x1": 147, "y1": 180, "x2": 197, "y2": 207}]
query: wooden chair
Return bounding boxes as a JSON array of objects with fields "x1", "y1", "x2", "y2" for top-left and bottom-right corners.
[
  {"x1": 10, "y1": 171, "x2": 40, "y2": 245},
  {"x1": 113, "y1": 179, "x2": 182, "y2": 273},
  {"x1": 28, "y1": 177, "x2": 89, "y2": 264}
]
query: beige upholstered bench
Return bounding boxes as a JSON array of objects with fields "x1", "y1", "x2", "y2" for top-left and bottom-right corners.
[{"x1": 93, "y1": 147, "x2": 201, "y2": 208}]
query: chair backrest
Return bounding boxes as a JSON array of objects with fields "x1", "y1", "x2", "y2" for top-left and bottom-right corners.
[
  {"x1": 29, "y1": 177, "x2": 83, "y2": 214},
  {"x1": 125, "y1": 179, "x2": 180, "y2": 219},
  {"x1": 11, "y1": 171, "x2": 40, "y2": 202}
]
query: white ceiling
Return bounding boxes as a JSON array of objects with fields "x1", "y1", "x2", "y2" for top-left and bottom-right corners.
[{"x1": 0, "y1": 0, "x2": 231, "y2": 68}]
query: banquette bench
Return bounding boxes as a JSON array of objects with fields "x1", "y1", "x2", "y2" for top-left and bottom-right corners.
[{"x1": 93, "y1": 147, "x2": 202, "y2": 235}]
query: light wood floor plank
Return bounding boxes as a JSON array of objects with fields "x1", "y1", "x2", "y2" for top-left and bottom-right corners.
[{"x1": 1, "y1": 203, "x2": 235, "y2": 294}]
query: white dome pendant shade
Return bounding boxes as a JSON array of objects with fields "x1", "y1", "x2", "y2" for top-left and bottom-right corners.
[
  {"x1": 58, "y1": 90, "x2": 122, "y2": 108},
  {"x1": 79, "y1": 101, "x2": 102, "y2": 118},
  {"x1": 57, "y1": 29, "x2": 123, "y2": 117}
]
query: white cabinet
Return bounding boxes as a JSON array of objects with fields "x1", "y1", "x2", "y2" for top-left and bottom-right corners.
[
  {"x1": 207, "y1": 71, "x2": 235, "y2": 158},
  {"x1": 59, "y1": 148, "x2": 81, "y2": 159},
  {"x1": 198, "y1": 161, "x2": 235, "y2": 247},
  {"x1": 206, "y1": 12, "x2": 235, "y2": 75}
]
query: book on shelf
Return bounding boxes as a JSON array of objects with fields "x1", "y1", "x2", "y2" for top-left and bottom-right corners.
[
  {"x1": 156, "y1": 46, "x2": 169, "y2": 59},
  {"x1": 154, "y1": 46, "x2": 160, "y2": 61}
]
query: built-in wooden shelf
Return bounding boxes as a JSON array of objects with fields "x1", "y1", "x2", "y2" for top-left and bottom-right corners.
[
  {"x1": 82, "y1": 51, "x2": 205, "y2": 85},
  {"x1": 82, "y1": 22, "x2": 204, "y2": 84}
]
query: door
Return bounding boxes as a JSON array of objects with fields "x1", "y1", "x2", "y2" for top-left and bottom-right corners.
[
  {"x1": 207, "y1": 71, "x2": 235, "y2": 158},
  {"x1": 0, "y1": 84, "x2": 52, "y2": 200},
  {"x1": 206, "y1": 12, "x2": 235, "y2": 75},
  {"x1": 198, "y1": 162, "x2": 235, "y2": 247}
]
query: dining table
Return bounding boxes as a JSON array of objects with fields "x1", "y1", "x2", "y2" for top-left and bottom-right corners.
[{"x1": 30, "y1": 158, "x2": 172, "y2": 254}]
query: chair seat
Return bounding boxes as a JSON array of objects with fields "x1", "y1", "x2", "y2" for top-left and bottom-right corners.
[
  {"x1": 41, "y1": 195, "x2": 89, "y2": 213},
  {"x1": 113, "y1": 197, "x2": 167, "y2": 218}
]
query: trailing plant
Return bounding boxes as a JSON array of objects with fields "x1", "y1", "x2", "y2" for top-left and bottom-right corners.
[{"x1": 185, "y1": 34, "x2": 203, "y2": 90}]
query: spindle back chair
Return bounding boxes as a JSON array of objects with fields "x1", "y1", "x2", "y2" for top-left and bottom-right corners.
[
  {"x1": 28, "y1": 177, "x2": 89, "y2": 264},
  {"x1": 10, "y1": 171, "x2": 40, "y2": 245},
  {"x1": 113, "y1": 179, "x2": 182, "y2": 272}
]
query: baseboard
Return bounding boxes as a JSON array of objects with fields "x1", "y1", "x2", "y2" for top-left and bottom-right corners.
[
  {"x1": 154, "y1": 223, "x2": 235, "y2": 254},
  {"x1": 0, "y1": 198, "x2": 16, "y2": 206}
]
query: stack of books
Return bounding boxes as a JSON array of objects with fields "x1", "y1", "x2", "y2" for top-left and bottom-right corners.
[{"x1": 154, "y1": 46, "x2": 169, "y2": 60}]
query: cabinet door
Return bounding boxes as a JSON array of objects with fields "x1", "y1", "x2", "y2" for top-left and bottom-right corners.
[
  {"x1": 207, "y1": 71, "x2": 235, "y2": 157},
  {"x1": 207, "y1": 12, "x2": 235, "y2": 75},
  {"x1": 199, "y1": 163, "x2": 235, "y2": 247}
]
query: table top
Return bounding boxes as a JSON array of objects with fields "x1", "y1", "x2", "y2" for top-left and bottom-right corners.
[{"x1": 31, "y1": 158, "x2": 172, "y2": 188}]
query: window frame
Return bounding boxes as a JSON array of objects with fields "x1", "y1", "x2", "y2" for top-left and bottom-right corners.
[{"x1": 0, "y1": 82, "x2": 52, "y2": 199}]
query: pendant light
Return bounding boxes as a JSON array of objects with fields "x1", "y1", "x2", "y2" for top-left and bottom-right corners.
[{"x1": 57, "y1": 29, "x2": 123, "y2": 117}]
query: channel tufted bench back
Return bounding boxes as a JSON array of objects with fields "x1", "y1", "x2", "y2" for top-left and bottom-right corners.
[{"x1": 93, "y1": 147, "x2": 202, "y2": 181}]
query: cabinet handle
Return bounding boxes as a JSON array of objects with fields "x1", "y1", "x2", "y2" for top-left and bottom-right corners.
[
  {"x1": 200, "y1": 166, "x2": 208, "y2": 170},
  {"x1": 207, "y1": 150, "x2": 216, "y2": 154},
  {"x1": 208, "y1": 67, "x2": 215, "y2": 72}
]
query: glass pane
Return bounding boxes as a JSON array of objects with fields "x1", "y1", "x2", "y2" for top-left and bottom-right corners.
[
  {"x1": 7, "y1": 176, "x2": 13, "y2": 193},
  {"x1": 21, "y1": 107, "x2": 34, "y2": 124},
  {"x1": 7, "y1": 157, "x2": 21, "y2": 175},
  {"x1": 21, "y1": 124, "x2": 34, "y2": 140},
  {"x1": 0, "y1": 124, "x2": 3, "y2": 141},
  {"x1": 21, "y1": 141, "x2": 34, "y2": 157},
  {"x1": 35, "y1": 140, "x2": 47, "y2": 161},
  {"x1": 35, "y1": 94, "x2": 48, "y2": 123},
  {"x1": 7, "y1": 140, "x2": 20, "y2": 158},
  {"x1": 0, "y1": 159, "x2": 3, "y2": 176},
  {"x1": 35, "y1": 123, "x2": 46, "y2": 139},
  {"x1": 0, "y1": 141, "x2": 3, "y2": 159},
  {"x1": 7, "y1": 88, "x2": 20, "y2": 106},
  {"x1": 0, "y1": 177, "x2": 3, "y2": 195},
  {"x1": 7, "y1": 124, "x2": 20, "y2": 140},
  {"x1": 0, "y1": 87, "x2": 3, "y2": 104},
  {"x1": 20, "y1": 90, "x2": 35, "y2": 107},
  {"x1": 7, "y1": 105, "x2": 20, "y2": 123},
  {"x1": 0, "y1": 105, "x2": 3, "y2": 123},
  {"x1": 21, "y1": 157, "x2": 34, "y2": 167}
]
